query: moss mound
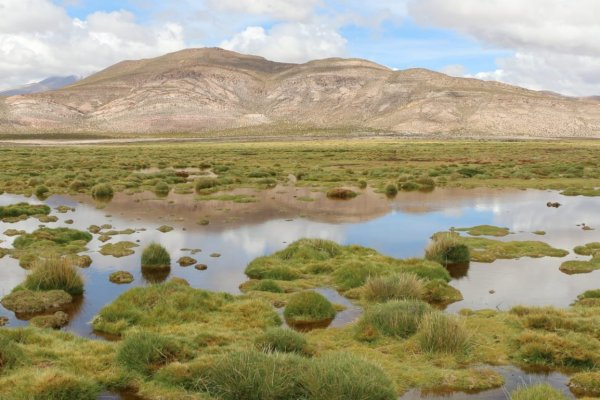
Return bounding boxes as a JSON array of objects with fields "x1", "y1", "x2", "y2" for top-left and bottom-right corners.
[
  {"x1": 284, "y1": 291, "x2": 336, "y2": 325},
  {"x1": 100, "y1": 241, "x2": 138, "y2": 258},
  {"x1": 0, "y1": 203, "x2": 51, "y2": 222},
  {"x1": 12, "y1": 228, "x2": 93, "y2": 267},
  {"x1": 569, "y1": 372, "x2": 600, "y2": 397},
  {"x1": 30, "y1": 311, "x2": 70, "y2": 329},
  {"x1": 109, "y1": 271, "x2": 134, "y2": 284},
  {"x1": 455, "y1": 225, "x2": 510, "y2": 237},
  {"x1": 177, "y1": 256, "x2": 197, "y2": 267},
  {"x1": 1, "y1": 290, "x2": 72, "y2": 314}
]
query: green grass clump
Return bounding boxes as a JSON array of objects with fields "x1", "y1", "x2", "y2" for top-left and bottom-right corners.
[
  {"x1": 92, "y1": 280, "x2": 280, "y2": 336},
  {"x1": 23, "y1": 370, "x2": 100, "y2": 400},
  {"x1": 284, "y1": 291, "x2": 336, "y2": 325},
  {"x1": 510, "y1": 384, "x2": 567, "y2": 400},
  {"x1": 23, "y1": 258, "x2": 84, "y2": 296},
  {"x1": 0, "y1": 203, "x2": 50, "y2": 220},
  {"x1": 326, "y1": 188, "x2": 357, "y2": 199},
  {"x1": 117, "y1": 332, "x2": 186, "y2": 377},
  {"x1": 561, "y1": 243, "x2": 600, "y2": 274},
  {"x1": 195, "y1": 178, "x2": 218, "y2": 192},
  {"x1": 13, "y1": 227, "x2": 92, "y2": 248},
  {"x1": 455, "y1": 225, "x2": 510, "y2": 237},
  {"x1": 0, "y1": 337, "x2": 25, "y2": 371},
  {"x1": 363, "y1": 273, "x2": 424, "y2": 302},
  {"x1": 573, "y1": 242, "x2": 600, "y2": 256},
  {"x1": 141, "y1": 242, "x2": 171, "y2": 269},
  {"x1": 569, "y1": 372, "x2": 600, "y2": 397},
  {"x1": 248, "y1": 279, "x2": 284, "y2": 293},
  {"x1": 418, "y1": 311, "x2": 471, "y2": 354},
  {"x1": 385, "y1": 183, "x2": 398, "y2": 197},
  {"x1": 425, "y1": 232, "x2": 470, "y2": 264},
  {"x1": 199, "y1": 350, "x2": 306, "y2": 400},
  {"x1": 34, "y1": 185, "x2": 49, "y2": 198},
  {"x1": 513, "y1": 330, "x2": 600, "y2": 369},
  {"x1": 90, "y1": 183, "x2": 114, "y2": 199},
  {"x1": 302, "y1": 352, "x2": 396, "y2": 400},
  {"x1": 154, "y1": 181, "x2": 170, "y2": 196},
  {"x1": 431, "y1": 231, "x2": 569, "y2": 263},
  {"x1": 356, "y1": 300, "x2": 430, "y2": 340},
  {"x1": 254, "y1": 327, "x2": 308, "y2": 355},
  {"x1": 278, "y1": 239, "x2": 342, "y2": 261}
]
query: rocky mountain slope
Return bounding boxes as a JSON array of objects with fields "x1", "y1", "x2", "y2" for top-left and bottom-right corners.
[
  {"x1": 0, "y1": 76, "x2": 79, "y2": 97},
  {"x1": 1, "y1": 48, "x2": 599, "y2": 137}
]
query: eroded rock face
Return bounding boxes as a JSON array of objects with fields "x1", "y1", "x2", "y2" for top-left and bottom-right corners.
[{"x1": 1, "y1": 48, "x2": 600, "y2": 137}]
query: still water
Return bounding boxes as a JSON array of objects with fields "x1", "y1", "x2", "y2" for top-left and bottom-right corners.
[{"x1": 1, "y1": 186, "x2": 599, "y2": 398}]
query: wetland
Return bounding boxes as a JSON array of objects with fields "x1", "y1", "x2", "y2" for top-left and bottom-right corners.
[{"x1": 2, "y1": 140, "x2": 600, "y2": 400}]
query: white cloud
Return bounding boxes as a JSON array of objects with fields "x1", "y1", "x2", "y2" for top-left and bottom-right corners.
[
  {"x1": 0, "y1": 0, "x2": 186, "y2": 90},
  {"x1": 409, "y1": 0, "x2": 600, "y2": 96},
  {"x1": 207, "y1": 0, "x2": 322, "y2": 21},
  {"x1": 221, "y1": 23, "x2": 347, "y2": 63}
]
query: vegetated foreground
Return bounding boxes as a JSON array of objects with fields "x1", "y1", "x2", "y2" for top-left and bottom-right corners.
[{"x1": 1, "y1": 139, "x2": 600, "y2": 399}]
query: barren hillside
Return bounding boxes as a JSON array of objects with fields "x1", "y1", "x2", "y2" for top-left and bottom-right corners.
[{"x1": 1, "y1": 48, "x2": 599, "y2": 137}]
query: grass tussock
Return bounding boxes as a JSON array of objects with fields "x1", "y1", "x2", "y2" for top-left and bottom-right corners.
[
  {"x1": 569, "y1": 372, "x2": 600, "y2": 397},
  {"x1": 0, "y1": 337, "x2": 25, "y2": 372},
  {"x1": 117, "y1": 332, "x2": 187, "y2": 377},
  {"x1": 326, "y1": 188, "x2": 357, "y2": 199},
  {"x1": 141, "y1": 242, "x2": 171, "y2": 269},
  {"x1": 90, "y1": 183, "x2": 114, "y2": 199},
  {"x1": 254, "y1": 327, "x2": 309, "y2": 355},
  {"x1": 284, "y1": 291, "x2": 336, "y2": 324},
  {"x1": 23, "y1": 257, "x2": 84, "y2": 295},
  {"x1": 363, "y1": 272, "x2": 424, "y2": 302},
  {"x1": 425, "y1": 232, "x2": 470, "y2": 264},
  {"x1": 510, "y1": 383, "x2": 567, "y2": 400},
  {"x1": 356, "y1": 299, "x2": 431, "y2": 340},
  {"x1": 418, "y1": 311, "x2": 471, "y2": 354},
  {"x1": 0, "y1": 289, "x2": 72, "y2": 314}
]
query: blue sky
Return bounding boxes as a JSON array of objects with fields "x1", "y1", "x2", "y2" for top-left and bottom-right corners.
[{"x1": 1, "y1": 0, "x2": 599, "y2": 96}]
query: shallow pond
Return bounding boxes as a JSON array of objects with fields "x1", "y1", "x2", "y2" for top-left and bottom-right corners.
[{"x1": 1, "y1": 186, "x2": 599, "y2": 397}]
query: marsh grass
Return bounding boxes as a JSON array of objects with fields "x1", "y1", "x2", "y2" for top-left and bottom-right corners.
[
  {"x1": 326, "y1": 188, "x2": 357, "y2": 199},
  {"x1": 249, "y1": 279, "x2": 284, "y2": 293},
  {"x1": 0, "y1": 337, "x2": 24, "y2": 371},
  {"x1": 23, "y1": 370, "x2": 100, "y2": 400},
  {"x1": 195, "y1": 178, "x2": 218, "y2": 192},
  {"x1": 0, "y1": 203, "x2": 50, "y2": 221},
  {"x1": 302, "y1": 352, "x2": 396, "y2": 400},
  {"x1": 117, "y1": 332, "x2": 186, "y2": 377},
  {"x1": 569, "y1": 372, "x2": 600, "y2": 397},
  {"x1": 363, "y1": 273, "x2": 424, "y2": 302},
  {"x1": 356, "y1": 299, "x2": 430, "y2": 340},
  {"x1": 284, "y1": 291, "x2": 336, "y2": 324},
  {"x1": 141, "y1": 243, "x2": 171, "y2": 269},
  {"x1": 425, "y1": 232, "x2": 471, "y2": 265},
  {"x1": 418, "y1": 311, "x2": 471, "y2": 354},
  {"x1": 254, "y1": 327, "x2": 308, "y2": 355},
  {"x1": 24, "y1": 258, "x2": 84, "y2": 296},
  {"x1": 510, "y1": 383, "x2": 567, "y2": 400},
  {"x1": 91, "y1": 183, "x2": 114, "y2": 199}
]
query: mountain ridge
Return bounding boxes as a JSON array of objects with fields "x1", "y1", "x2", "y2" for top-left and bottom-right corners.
[{"x1": 1, "y1": 47, "x2": 599, "y2": 137}]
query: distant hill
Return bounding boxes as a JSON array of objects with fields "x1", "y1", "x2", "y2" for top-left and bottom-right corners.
[
  {"x1": 0, "y1": 48, "x2": 599, "y2": 137},
  {"x1": 0, "y1": 76, "x2": 79, "y2": 97}
]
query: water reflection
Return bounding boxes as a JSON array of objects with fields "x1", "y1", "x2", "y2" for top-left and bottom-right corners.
[{"x1": 0, "y1": 188, "x2": 599, "y2": 339}]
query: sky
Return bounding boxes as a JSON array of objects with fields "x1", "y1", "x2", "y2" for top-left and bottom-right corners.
[{"x1": 0, "y1": 0, "x2": 599, "y2": 96}]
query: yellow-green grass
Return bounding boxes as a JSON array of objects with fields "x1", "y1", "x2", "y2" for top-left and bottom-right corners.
[
  {"x1": 283, "y1": 291, "x2": 336, "y2": 325},
  {"x1": 510, "y1": 384, "x2": 568, "y2": 400},
  {"x1": 22, "y1": 257, "x2": 84, "y2": 295},
  {"x1": 1, "y1": 140, "x2": 600, "y2": 201},
  {"x1": 141, "y1": 243, "x2": 171, "y2": 269},
  {"x1": 455, "y1": 225, "x2": 510, "y2": 237},
  {"x1": 100, "y1": 241, "x2": 139, "y2": 258}
]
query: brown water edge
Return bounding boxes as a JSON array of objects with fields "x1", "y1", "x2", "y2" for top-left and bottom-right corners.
[
  {"x1": 399, "y1": 366, "x2": 574, "y2": 399},
  {"x1": 71, "y1": 185, "x2": 524, "y2": 231}
]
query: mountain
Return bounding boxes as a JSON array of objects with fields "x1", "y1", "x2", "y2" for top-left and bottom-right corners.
[
  {"x1": 0, "y1": 76, "x2": 79, "y2": 97},
  {"x1": 0, "y1": 48, "x2": 599, "y2": 137}
]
